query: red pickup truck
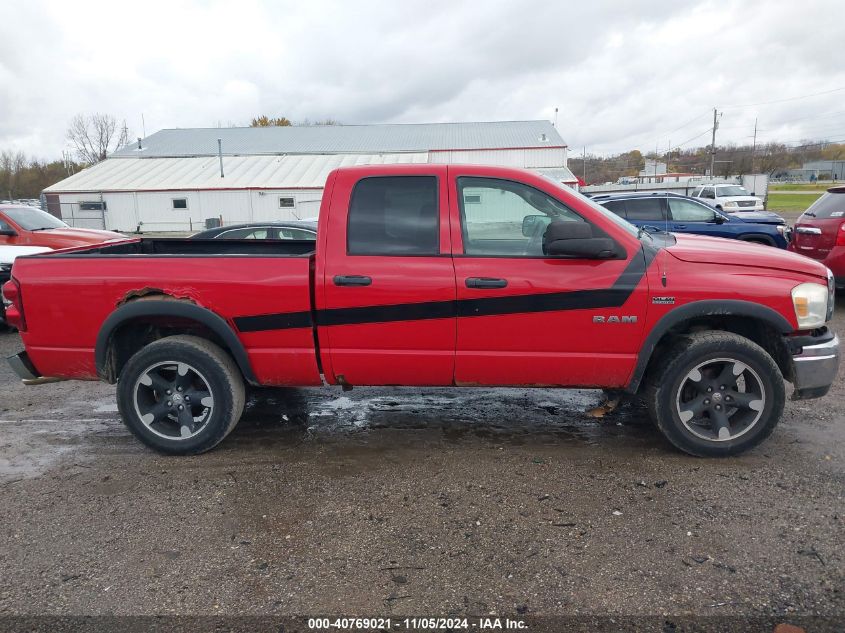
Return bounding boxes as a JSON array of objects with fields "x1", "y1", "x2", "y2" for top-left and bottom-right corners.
[{"x1": 4, "y1": 165, "x2": 840, "y2": 457}]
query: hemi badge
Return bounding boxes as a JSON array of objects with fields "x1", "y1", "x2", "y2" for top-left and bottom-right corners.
[{"x1": 652, "y1": 296, "x2": 675, "y2": 305}]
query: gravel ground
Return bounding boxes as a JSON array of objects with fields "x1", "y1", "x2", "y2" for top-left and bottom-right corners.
[{"x1": 0, "y1": 302, "x2": 843, "y2": 626}]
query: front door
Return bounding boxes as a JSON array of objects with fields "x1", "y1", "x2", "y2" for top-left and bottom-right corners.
[
  {"x1": 449, "y1": 171, "x2": 649, "y2": 388},
  {"x1": 319, "y1": 167, "x2": 456, "y2": 386}
]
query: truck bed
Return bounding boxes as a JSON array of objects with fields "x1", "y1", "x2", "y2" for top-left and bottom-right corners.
[{"x1": 10, "y1": 237, "x2": 323, "y2": 386}]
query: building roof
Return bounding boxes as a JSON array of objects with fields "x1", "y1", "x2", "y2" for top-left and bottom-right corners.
[
  {"x1": 111, "y1": 120, "x2": 565, "y2": 158},
  {"x1": 44, "y1": 153, "x2": 430, "y2": 193}
]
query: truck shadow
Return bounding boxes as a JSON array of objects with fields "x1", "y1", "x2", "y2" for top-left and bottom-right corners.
[{"x1": 227, "y1": 385, "x2": 659, "y2": 451}]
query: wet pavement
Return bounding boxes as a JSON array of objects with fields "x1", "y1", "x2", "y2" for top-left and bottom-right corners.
[{"x1": 0, "y1": 306, "x2": 843, "y2": 620}]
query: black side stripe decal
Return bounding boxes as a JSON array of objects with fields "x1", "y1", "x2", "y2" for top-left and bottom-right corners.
[{"x1": 233, "y1": 247, "x2": 656, "y2": 333}]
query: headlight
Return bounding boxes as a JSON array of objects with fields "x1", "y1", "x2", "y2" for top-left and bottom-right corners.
[
  {"x1": 725, "y1": 201, "x2": 738, "y2": 208},
  {"x1": 776, "y1": 225, "x2": 786, "y2": 234},
  {"x1": 792, "y1": 282, "x2": 829, "y2": 329}
]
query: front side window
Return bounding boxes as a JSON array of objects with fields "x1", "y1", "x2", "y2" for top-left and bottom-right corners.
[
  {"x1": 458, "y1": 177, "x2": 585, "y2": 257},
  {"x1": 669, "y1": 198, "x2": 716, "y2": 222},
  {"x1": 347, "y1": 176, "x2": 439, "y2": 255},
  {"x1": 700, "y1": 187, "x2": 715, "y2": 199}
]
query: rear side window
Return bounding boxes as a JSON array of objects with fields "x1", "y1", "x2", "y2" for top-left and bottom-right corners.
[
  {"x1": 625, "y1": 198, "x2": 666, "y2": 221},
  {"x1": 804, "y1": 192, "x2": 845, "y2": 219},
  {"x1": 347, "y1": 176, "x2": 439, "y2": 255},
  {"x1": 602, "y1": 200, "x2": 626, "y2": 217}
]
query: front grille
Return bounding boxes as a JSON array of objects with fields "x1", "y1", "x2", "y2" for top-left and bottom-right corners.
[{"x1": 738, "y1": 200, "x2": 756, "y2": 207}]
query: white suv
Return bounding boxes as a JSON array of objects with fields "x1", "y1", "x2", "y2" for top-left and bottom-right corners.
[{"x1": 691, "y1": 184, "x2": 765, "y2": 212}]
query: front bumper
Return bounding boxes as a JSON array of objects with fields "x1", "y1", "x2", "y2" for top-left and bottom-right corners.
[{"x1": 789, "y1": 330, "x2": 840, "y2": 400}]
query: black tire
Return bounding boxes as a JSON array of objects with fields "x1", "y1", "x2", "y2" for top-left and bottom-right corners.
[
  {"x1": 645, "y1": 331, "x2": 785, "y2": 457},
  {"x1": 117, "y1": 335, "x2": 245, "y2": 455}
]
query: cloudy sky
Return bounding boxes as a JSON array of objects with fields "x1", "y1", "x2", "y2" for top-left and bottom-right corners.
[{"x1": 2, "y1": 0, "x2": 844, "y2": 159}]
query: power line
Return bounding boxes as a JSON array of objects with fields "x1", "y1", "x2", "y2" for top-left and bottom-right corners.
[
  {"x1": 722, "y1": 86, "x2": 845, "y2": 109},
  {"x1": 655, "y1": 111, "x2": 712, "y2": 140},
  {"x1": 675, "y1": 127, "x2": 713, "y2": 148}
]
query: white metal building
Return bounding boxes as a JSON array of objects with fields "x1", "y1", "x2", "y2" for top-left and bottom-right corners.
[{"x1": 44, "y1": 121, "x2": 576, "y2": 232}]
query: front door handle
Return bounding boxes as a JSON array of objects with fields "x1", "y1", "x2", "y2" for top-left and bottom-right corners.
[
  {"x1": 465, "y1": 277, "x2": 508, "y2": 289},
  {"x1": 673, "y1": 224, "x2": 687, "y2": 230},
  {"x1": 333, "y1": 275, "x2": 372, "y2": 287}
]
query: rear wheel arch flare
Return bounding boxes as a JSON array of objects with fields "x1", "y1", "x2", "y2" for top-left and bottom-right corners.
[{"x1": 95, "y1": 299, "x2": 257, "y2": 385}]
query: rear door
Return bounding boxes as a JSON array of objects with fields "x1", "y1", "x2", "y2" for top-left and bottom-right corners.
[
  {"x1": 448, "y1": 168, "x2": 649, "y2": 388},
  {"x1": 317, "y1": 167, "x2": 456, "y2": 386},
  {"x1": 792, "y1": 193, "x2": 845, "y2": 260}
]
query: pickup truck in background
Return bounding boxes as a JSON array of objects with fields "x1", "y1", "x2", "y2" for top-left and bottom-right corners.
[{"x1": 4, "y1": 165, "x2": 840, "y2": 457}]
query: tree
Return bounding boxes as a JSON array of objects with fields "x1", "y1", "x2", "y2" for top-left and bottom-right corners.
[
  {"x1": 66, "y1": 113, "x2": 131, "y2": 165},
  {"x1": 0, "y1": 150, "x2": 84, "y2": 200},
  {"x1": 250, "y1": 115, "x2": 292, "y2": 127}
]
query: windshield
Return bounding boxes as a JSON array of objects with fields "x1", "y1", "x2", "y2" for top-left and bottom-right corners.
[
  {"x1": 3, "y1": 207, "x2": 68, "y2": 231},
  {"x1": 716, "y1": 186, "x2": 751, "y2": 197}
]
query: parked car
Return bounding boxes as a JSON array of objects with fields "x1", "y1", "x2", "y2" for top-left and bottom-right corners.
[
  {"x1": 5, "y1": 164, "x2": 838, "y2": 458},
  {"x1": 593, "y1": 192, "x2": 790, "y2": 247},
  {"x1": 690, "y1": 184, "x2": 765, "y2": 213},
  {"x1": 0, "y1": 245, "x2": 52, "y2": 327},
  {"x1": 0, "y1": 205, "x2": 125, "y2": 249},
  {"x1": 788, "y1": 185, "x2": 845, "y2": 289},
  {"x1": 191, "y1": 220, "x2": 317, "y2": 240}
]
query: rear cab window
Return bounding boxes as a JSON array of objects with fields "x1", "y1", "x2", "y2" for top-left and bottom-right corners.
[{"x1": 347, "y1": 176, "x2": 439, "y2": 255}]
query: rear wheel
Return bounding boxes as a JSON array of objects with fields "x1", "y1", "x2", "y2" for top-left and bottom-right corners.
[
  {"x1": 645, "y1": 332, "x2": 784, "y2": 457},
  {"x1": 117, "y1": 335, "x2": 245, "y2": 454}
]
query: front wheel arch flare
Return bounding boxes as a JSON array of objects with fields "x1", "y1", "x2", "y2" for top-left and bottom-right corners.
[
  {"x1": 627, "y1": 300, "x2": 794, "y2": 393},
  {"x1": 95, "y1": 300, "x2": 257, "y2": 385}
]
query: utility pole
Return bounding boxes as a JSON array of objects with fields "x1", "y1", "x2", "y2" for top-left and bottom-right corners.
[
  {"x1": 710, "y1": 107, "x2": 719, "y2": 178},
  {"x1": 750, "y1": 117, "x2": 758, "y2": 173},
  {"x1": 553, "y1": 107, "x2": 558, "y2": 128},
  {"x1": 582, "y1": 146, "x2": 586, "y2": 183},
  {"x1": 750, "y1": 117, "x2": 758, "y2": 195}
]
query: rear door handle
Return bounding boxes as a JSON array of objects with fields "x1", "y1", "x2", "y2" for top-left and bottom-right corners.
[
  {"x1": 333, "y1": 275, "x2": 372, "y2": 287},
  {"x1": 465, "y1": 277, "x2": 508, "y2": 289}
]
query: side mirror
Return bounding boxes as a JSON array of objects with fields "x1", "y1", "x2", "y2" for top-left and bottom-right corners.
[
  {"x1": 713, "y1": 213, "x2": 726, "y2": 224},
  {"x1": 543, "y1": 221, "x2": 619, "y2": 259},
  {"x1": 522, "y1": 214, "x2": 548, "y2": 237},
  {"x1": 0, "y1": 228, "x2": 17, "y2": 237}
]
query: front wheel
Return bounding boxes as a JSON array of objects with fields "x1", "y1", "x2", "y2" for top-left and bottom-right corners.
[
  {"x1": 646, "y1": 332, "x2": 785, "y2": 457},
  {"x1": 117, "y1": 335, "x2": 245, "y2": 455}
]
